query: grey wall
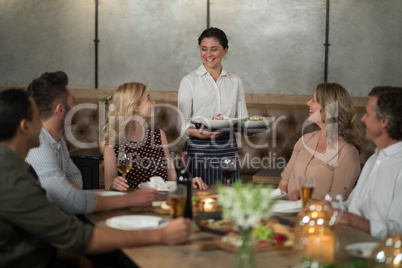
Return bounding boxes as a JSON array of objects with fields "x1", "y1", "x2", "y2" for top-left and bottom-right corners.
[{"x1": 1, "y1": 0, "x2": 401, "y2": 96}]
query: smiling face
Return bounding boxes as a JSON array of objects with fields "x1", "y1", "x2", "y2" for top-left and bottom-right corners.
[
  {"x1": 135, "y1": 91, "x2": 155, "y2": 119},
  {"x1": 306, "y1": 92, "x2": 323, "y2": 123},
  {"x1": 361, "y1": 97, "x2": 384, "y2": 142},
  {"x1": 199, "y1": 37, "x2": 227, "y2": 71}
]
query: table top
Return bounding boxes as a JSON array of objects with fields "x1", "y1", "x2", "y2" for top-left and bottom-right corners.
[
  {"x1": 252, "y1": 168, "x2": 283, "y2": 185},
  {"x1": 85, "y1": 187, "x2": 378, "y2": 268}
]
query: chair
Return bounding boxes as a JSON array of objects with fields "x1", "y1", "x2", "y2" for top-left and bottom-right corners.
[{"x1": 70, "y1": 148, "x2": 103, "y2": 189}]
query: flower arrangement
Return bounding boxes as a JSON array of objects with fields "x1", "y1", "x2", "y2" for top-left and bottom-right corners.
[
  {"x1": 217, "y1": 181, "x2": 278, "y2": 268},
  {"x1": 100, "y1": 93, "x2": 113, "y2": 111},
  {"x1": 217, "y1": 181, "x2": 277, "y2": 231}
]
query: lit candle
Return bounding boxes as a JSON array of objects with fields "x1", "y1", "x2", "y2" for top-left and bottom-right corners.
[
  {"x1": 202, "y1": 198, "x2": 215, "y2": 212},
  {"x1": 304, "y1": 234, "x2": 336, "y2": 264}
]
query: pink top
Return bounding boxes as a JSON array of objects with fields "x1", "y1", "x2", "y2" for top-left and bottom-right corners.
[{"x1": 281, "y1": 130, "x2": 361, "y2": 200}]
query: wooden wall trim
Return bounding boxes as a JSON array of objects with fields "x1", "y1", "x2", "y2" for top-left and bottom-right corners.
[{"x1": 0, "y1": 86, "x2": 369, "y2": 108}]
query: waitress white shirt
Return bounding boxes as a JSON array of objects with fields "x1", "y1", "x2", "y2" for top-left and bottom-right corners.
[
  {"x1": 339, "y1": 141, "x2": 402, "y2": 239},
  {"x1": 178, "y1": 64, "x2": 248, "y2": 138}
]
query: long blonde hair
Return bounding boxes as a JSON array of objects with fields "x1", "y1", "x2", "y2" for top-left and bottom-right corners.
[
  {"x1": 103, "y1": 82, "x2": 147, "y2": 146},
  {"x1": 316, "y1": 83, "x2": 366, "y2": 153}
]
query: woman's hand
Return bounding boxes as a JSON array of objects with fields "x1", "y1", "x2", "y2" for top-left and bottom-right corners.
[
  {"x1": 111, "y1": 176, "x2": 130, "y2": 192},
  {"x1": 192, "y1": 177, "x2": 209, "y2": 190},
  {"x1": 288, "y1": 189, "x2": 300, "y2": 201}
]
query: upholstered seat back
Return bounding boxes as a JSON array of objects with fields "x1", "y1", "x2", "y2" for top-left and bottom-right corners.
[{"x1": 65, "y1": 97, "x2": 375, "y2": 178}]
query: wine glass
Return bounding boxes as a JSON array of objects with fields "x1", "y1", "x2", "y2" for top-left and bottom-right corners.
[
  {"x1": 117, "y1": 152, "x2": 132, "y2": 179},
  {"x1": 220, "y1": 157, "x2": 237, "y2": 185}
]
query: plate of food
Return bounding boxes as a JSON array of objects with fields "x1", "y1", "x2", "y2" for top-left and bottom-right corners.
[
  {"x1": 193, "y1": 212, "x2": 294, "y2": 252},
  {"x1": 193, "y1": 114, "x2": 241, "y2": 130},
  {"x1": 194, "y1": 212, "x2": 292, "y2": 236},
  {"x1": 240, "y1": 116, "x2": 274, "y2": 129}
]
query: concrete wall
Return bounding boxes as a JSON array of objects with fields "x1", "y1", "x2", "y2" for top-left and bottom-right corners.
[{"x1": 0, "y1": 0, "x2": 401, "y2": 96}]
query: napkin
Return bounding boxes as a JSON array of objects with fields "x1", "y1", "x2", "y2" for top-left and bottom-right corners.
[
  {"x1": 150, "y1": 176, "x2": 169, "y2": 191},
  {"x1": 273, "y1": 200, "x2": 303, "y2": 213},
  {"x1": 270, "y1": 188, "x2": 286, "y2": 199}
]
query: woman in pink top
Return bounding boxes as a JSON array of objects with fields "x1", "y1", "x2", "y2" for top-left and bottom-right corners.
[{"x1": 278, "y1": 83, "x2": 365, "y2": 201}]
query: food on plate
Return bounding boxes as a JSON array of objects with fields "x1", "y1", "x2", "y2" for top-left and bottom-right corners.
[
  {"x1": 242, "y1": 116, "x2": 264, "y2": 122},
  {"x1": 199, "y1": 218, "x2": 235, "y2": 231},
  {"x1": 199, "y1": 218, "x2": 294, "y2": 248},
  {"x1": 212, "y1": 113, "x2": 225, "y2": 120}
]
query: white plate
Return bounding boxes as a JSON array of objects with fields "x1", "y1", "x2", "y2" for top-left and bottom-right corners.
[
  {"x1": 272, "y1": 200, "x2": 303, "y2": 214},
  {"x1": 105, "y1": 215, "x2": 168, "y2": 230},
  {"x1": 345, "y1": 242, "x2": 379, "y2": 258},
  {"x1": 194, "y1": 116, "x2": 241, "y2": 130},
  {"x1": 94, "y1": 191, "x2": 127, "y2": 196},
  {"x1": 240, "y1": 117, "x2": 274, "y2": 128}
]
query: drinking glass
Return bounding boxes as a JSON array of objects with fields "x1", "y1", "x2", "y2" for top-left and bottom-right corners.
[
  {"x1": 168, "y1": 184, "x2": 187, "y2": 219},
  {"x1": 117, "y1": 152, "x2": 132, "y2": 179},
  {"x1": 220, "y1": 157, "x2": 237, "y2": 185},
  {"x1": 299, "y1": 176, "x2": 316, "y2": 207}
]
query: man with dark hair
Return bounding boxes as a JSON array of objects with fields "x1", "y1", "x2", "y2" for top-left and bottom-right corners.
[
  {"x1": 338, "y1": 86, "x2": 402, "y2": 239},
  {"x1": 0, "y1": 88, "x2": 190, "y2": 267},
  {"x1": 26, "y1": 71, "x2": 158, "y2": 214}
]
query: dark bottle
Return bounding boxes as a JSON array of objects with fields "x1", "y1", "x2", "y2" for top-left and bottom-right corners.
[{"x1": 176, "y1": 152, "x2": 193, "y2": 219}]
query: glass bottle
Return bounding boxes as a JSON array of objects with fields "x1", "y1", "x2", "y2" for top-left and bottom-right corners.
[{"x1": 176, "y1": 152, "x2": 193, "y2": 219}]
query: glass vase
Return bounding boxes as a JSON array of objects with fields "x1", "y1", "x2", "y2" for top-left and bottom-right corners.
[{"x1": 237, "y1": 228, "x2": 255, "y2": 268}]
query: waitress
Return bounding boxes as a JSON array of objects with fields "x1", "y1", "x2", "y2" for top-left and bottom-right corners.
[{"x1": 178, "y1": 27, "x2": 248, "y2": 185}]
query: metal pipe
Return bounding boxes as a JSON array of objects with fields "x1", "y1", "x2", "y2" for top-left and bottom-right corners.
[
  {"x1": 207, "y1": 0, "x2": 210, "y2": 28},
  {"x1": 324, "y1": 0, "x2": 330, "y2": 82},
  {"x1": 94, "y1": 0, "x2": 100, "y2": 88}
]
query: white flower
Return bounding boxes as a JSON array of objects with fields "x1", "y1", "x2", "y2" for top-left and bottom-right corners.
[{"x1": 217, "y1": 182, "x2": 277, "y2": 230}]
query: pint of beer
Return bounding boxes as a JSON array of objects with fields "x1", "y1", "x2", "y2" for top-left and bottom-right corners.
[
  {"x1": 168, "y1": 184, "x2": 187, "y2": 218},
  {"x1": 300, "y1": 176, "x2": 316, "y2": 207}
]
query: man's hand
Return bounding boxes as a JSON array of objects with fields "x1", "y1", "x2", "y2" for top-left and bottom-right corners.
[
  {"x1": 192, "y1": 177, "x2": 209, "y2": 190},
  {"x1": 111, "y1": 176, "x2": 130, "y2": 192},
  {"x1": 161, "y1": 218, "x2": 191, "y2": 245},
  {"x1": 127, "y1": 189, "x2": 158, "y2": 207}
]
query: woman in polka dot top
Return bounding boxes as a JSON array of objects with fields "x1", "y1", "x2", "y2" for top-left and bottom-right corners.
[{"x1": 103, "y1": 82, "x2": 208, "y2": 191}]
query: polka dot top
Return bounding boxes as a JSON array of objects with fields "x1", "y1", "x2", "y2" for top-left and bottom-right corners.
[{"x1": 113, "y1": 129, "x2": 168, "y2": 188}]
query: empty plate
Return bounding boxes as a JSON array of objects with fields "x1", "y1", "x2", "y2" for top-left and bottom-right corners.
[
  {"x1": 345, "y1": 242, "x2": 379, "y2": 258},
  {"x1": 105, "y1": 215, "x2": 168, "y2": 230}
]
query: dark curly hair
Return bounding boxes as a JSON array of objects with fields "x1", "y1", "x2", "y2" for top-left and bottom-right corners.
[
  {"x1": 27, "y1": 71, "x2": 69, "y2": 120},
  {"x1": 369, "y1": 86, "x2": 402, "y2": 140}
]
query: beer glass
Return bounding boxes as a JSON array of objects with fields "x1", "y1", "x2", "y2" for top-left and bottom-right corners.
[
  {"x1": 167, "y1": 184, "x2": 187, "y2": 219},
  {"x1": 300, "y1": 176, "x2": 316, "y2": 207}
]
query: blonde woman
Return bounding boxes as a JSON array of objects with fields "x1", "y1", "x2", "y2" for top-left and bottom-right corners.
[
  {"x1": 278, "y1": 83, "x2": 365, "y2": 201},
  {"x1": 103, "y1": 82, "x2": 208, "y2": 191}
]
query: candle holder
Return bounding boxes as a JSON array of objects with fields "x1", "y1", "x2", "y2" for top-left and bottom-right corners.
[
  {"x1": 294, "y1": 199, "x2": 339, "y2": 265},
  {"x1": 200, "y1": 197, "x2": 219, "y2": 213}
]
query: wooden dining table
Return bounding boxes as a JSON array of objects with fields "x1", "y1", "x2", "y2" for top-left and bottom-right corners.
[{"x1": 85, "y1": 186, "x2": 379, "y2": 268}]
